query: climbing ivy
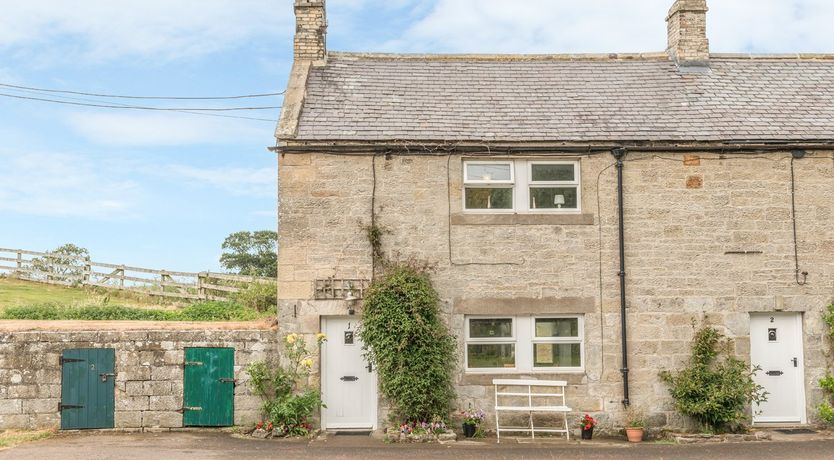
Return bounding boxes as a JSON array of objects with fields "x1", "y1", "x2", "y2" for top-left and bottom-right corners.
[
  {"x1": 359, "y1": 264, "x2": 456, "y2": 422},
  {"x1": 817, "y1": 303, "x2": 834, "y2": 423},
  {"x1": 660, "y1": 323, "x2": 767, "y2": 433}
]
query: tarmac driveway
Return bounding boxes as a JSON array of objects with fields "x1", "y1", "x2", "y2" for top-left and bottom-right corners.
[{"x1": 3, "y1": 430, "x2": 834, "y2": 460}]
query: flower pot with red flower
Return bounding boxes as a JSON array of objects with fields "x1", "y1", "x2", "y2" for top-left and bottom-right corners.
[{"x1": 578, "y1": 414, "x2": 596, "y2": 440}]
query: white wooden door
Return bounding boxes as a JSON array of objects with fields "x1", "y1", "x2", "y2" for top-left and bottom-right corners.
[
  {"x1": 750, "y1": 313, "x2": 805, "y2": 423},
  {"x1": 321, "y1": 317, "x2": 377, "y2": 429}
]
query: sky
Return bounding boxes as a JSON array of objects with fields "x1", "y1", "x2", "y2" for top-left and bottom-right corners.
[{"x1": 1, "y1": 0, "x2": 833, "y2": 272}]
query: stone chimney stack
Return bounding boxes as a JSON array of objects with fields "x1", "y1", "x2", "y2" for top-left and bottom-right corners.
[
  {"x1": 666, "y1": 0, "x2": 709, "y2": 65},
  {"x1": 294, "y1": 0, "x2": 326, "y2": 61}
]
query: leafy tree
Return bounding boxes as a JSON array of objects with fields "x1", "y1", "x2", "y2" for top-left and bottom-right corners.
[
  {"x1": 31, "y1": 243, "x2": 90, "y2": 284},
  {"x1": 219, "y1": 230, "x2": 277, "y2": 277}
]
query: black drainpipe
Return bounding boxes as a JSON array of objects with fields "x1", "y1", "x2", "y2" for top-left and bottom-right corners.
[{"x1": 612, "y1": 148, "x2": 630, "y2": 407}]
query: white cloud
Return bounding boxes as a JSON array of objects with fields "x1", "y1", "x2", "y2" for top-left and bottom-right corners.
[
  {"x1": 0, "y1": 149, "x2": 141, "y2": 219},
  {"x1": 382, "y1": 0, "x2": 834, "y2": 54},
  {"x1": 160, "y1": 164, "x2": 275, "y2": 198},
  {"x1": 67, "y1": 112, "x2": 273, "y2": 146},
  {"x1": 0, "y1": 0, "x2": 293, "y2": 62}
]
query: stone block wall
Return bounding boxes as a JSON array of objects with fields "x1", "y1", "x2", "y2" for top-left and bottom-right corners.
[
  {"x1": 276, "y1": 149, "x2": 834, "y2": 432},
  {"x1": 0, "y1": 328, "x2": 278, "y2": 430}
]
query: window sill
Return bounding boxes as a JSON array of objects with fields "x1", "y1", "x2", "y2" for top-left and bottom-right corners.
[
  {"x1": 459, "y1": 372, "x2": 587, "y2": 386},
  {"x1": 451, "y1": 213, "x2": 594, "y2": 226}
]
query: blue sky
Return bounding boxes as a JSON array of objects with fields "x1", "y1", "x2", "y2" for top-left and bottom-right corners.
[{"x1": 1, "y1": 0, "x2": 832, "y2": 272}]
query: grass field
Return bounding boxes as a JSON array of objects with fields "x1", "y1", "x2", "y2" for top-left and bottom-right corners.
[
  {"x1": 0, "y1": 277, "x2": 270, "y2": 321},
  {"x1": 0, "y1": 429, "x2": 54, "y2": 449},
  {"x1": 0, "y1": 277, "x2": 165, "y2": 310}
]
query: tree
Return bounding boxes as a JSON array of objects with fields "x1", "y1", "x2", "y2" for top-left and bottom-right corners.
[
  {"x1": 31, "y1": 243, "x2": 90, "y2": 284},
  {"x1": 219, "y1": 231, "x2": 277, "y2": 277}
]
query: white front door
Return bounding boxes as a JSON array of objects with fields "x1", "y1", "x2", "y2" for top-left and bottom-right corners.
[
  {"x1": 750, "y1": 312, "x2": 806, "y2": 424},
  {"x1": 321, "y1": 317, "x2": 377, "y2": 430}
]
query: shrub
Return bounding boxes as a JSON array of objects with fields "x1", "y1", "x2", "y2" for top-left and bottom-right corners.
[
  {"x1": 0, "y1": 302, "x2": 261, "y2": 321},
  {"x1": 360, "y1": 264, "x2": 455, "y2": 422},
  {"x1": 31, "y1": 244, "x2": 89, "y2": 285},
  {"x1": 246, "y1": 333, "x2": 326, "y2": 436},
  {"x1": 818, "y1": 303, "x2": 834, "y2": 424},
  {"x1": 233, "y1": 282, "x2": 277, "y2": 312},
  {"x1": 660, "y1": 324, "x2": 767, "y2": 433}
]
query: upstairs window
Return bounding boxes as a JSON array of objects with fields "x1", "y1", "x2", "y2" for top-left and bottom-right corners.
[{"x1": 463, "y1": 160, "x2": 580, "y2": 213}]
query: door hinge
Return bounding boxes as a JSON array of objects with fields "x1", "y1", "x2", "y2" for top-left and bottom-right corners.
[
  {"x1": 183, "y1": 361, "x2": 203, "y2": 367},
  {"x1": 59, "y1": 403, "x2": 84, "y2": 411},
  {"x1": 176, "y1": 406, "x2": 203, "y2": 413},
  {"x1": 59, "y1": 357, "x2": 84, "y2": 365},
  {"x1": 218, "y1": 378, "x2": 237, "y2": 384}
]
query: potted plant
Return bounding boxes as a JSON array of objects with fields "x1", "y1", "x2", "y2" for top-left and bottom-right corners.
[
  {"x1": 624, "y1": 407, "x2": 645, "y2": 443},
  {"x1": 460, "y1": 407, "x2": 486, "y2": 438},
  {"x1": 579, "y1": 414, "x2": 596, "y2": 440}
]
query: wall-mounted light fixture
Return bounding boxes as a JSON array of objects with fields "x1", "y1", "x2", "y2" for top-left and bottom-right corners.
[
  {"x1": 345, "y1": 281, "x2": 358, "y2": 315},
  {"x1": 554, "y1": 195, "x2": 565, "y2": 208}
]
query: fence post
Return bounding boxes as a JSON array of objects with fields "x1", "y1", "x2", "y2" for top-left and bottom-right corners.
[
  {"x1": 83, "y1": 256, "x2": 91, "y2": 286},
  {"x1": 198, "y1": 272, "x2": 207, "y2": 300},
  {"x1": 119, "y1": 265, "x2": 125, "y2": 288},
  {"x1": 15, "y1": 250, "x2": 22, "y2": 278}
]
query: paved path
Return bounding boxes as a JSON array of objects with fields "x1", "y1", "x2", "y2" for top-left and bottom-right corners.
[{"x1": 3, "y1": 431, "x2": 834, "y2": 460}]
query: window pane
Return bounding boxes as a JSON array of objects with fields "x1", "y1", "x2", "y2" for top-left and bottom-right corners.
[
  {"x1": 529, "y1": 187, "x2": 577, "y2": 209},
  {"x1": 469, "y1": 318, "x2": 513, "y2": 338},
  {"x1": 533, "y1": 343, "x2": 581, "y2": 368},
  {"x1": 531, "y1": 164, "x2": 574, "y2": 182},
  {"x1": 467, "y1": 344, "x2": 516, "y2": 368},
  {"x1": 465, "y1": 188, "x2": 513, "y2": 209},
  {"x1": 466, "y1": 163, "x2": 512, "y2": 182},
  {"x1": 535, "y1": 318, "x2": 579, "y2": 338}
]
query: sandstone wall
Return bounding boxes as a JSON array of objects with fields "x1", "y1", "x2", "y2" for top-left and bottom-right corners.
[
  {"x1": 276, "y1": 150, "x2": 834, "y2": 431},
  {"x1": 0, "y1": 328, "x2": 278, "y2": 430}
]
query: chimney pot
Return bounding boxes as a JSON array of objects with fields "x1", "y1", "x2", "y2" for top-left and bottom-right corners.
[
  {"x1": 666, "y1": 0, "x2": 709, "y2": 65},
  {"x1": 294, "y1": 0, "x2": 326, "y2": 61}
]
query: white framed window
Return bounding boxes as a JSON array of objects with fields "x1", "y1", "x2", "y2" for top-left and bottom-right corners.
[
  {"x1": 465, "y1": 317, "x2": 517, "y2": 370},
  {"x1": 462, "y1": 159, "x2": 580, "y2": 213},
  {"x1": 465, "y1": 315, "x2": 584, "y2": 373},
  {"x1": 463, "y1": 161, "x2": 515, "y2": 212}
]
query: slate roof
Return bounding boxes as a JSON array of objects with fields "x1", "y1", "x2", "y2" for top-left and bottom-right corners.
[{"x1": 292, "y1": 53, "x2": 834, "y2": 143}]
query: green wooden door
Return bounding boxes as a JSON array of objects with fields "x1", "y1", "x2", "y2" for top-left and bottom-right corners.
[
  {"x1": 183, "y1": 347, "x2": 234, "y2": 426},
  {"x1": 60, "y1": 348, "x2": 116, "y2": 430}
]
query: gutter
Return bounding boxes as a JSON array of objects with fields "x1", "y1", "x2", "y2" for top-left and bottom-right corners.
[{"x1": 612, "y1": 148, "x2": 630, "y2": 407}]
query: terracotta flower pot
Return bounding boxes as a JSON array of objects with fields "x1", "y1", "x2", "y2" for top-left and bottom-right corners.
[{"x1": 625, "y1": 427, "x2": 644, "y2": 443}]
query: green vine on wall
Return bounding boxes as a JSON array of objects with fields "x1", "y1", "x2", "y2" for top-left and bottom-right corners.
[
  {"x1": 359, "y1": 264, "x2": 456, "y2": 422},
  {"x1": 817, "y1": 303, "x2": 834, "y2": 423},
  {"x1": 659, "y1": 322, "x2": 767, "y2": 433}
]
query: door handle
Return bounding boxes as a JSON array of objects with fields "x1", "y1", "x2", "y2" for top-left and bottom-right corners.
[
  {"x1": 366, "y1": 362, "x2": 373, "y2": 372},
  {"x1": 792, "y1": 357, "x2": 798, "y2": 367},
  {"x1": 340, "y1": 376, "x2": 359, "y2": 382},
  {"x1": 99, "y1": 372, "x2": 116, "y2": 382}
]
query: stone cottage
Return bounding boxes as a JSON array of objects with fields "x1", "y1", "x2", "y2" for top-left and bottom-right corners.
[{"x1": 274, "y1": 0, "x2": 834, "y2": 432}]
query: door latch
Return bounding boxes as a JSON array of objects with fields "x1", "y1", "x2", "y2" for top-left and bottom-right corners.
[
  {"x1": 176, "y1": 406, "x2": 203, "y2": 413},
  {"x1": 765, "y1": 370, "x2": 784, "y2": 376},
  {"x1": 340, "y1": 376, "x2": 359, "y2": 382},
  {"x1": 792, "y1": 357, "x2": 798, "y2": 367},
  {"x1": 58, "y1": 403, "x2": 84, "y2": 411},
  {"x1": 366, "y1": 362, "x2": 373, "y2": 372},
  {"x1": 218, "y1": 377, "x2": 237, "y2": 385},
  {"x1": 99, "y1": 372, "x2": 116, "y2": 382}
]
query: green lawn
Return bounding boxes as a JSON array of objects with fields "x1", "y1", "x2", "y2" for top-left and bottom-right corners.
[
  {"x1": 0, "y1": 277, "x2": 269, "y2": 321},
  {"x1": 0, "y1": 430, "x2": 54, "y2": 449}
]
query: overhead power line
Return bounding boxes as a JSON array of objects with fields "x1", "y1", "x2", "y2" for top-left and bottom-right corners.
[{"x1": 0, "y1": 82, "x2": 285, "y2": 100}]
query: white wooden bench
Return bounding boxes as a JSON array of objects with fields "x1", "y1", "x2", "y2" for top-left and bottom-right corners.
[{"x1": 493, "y1": 379, "x2": 571, "y2": 443}]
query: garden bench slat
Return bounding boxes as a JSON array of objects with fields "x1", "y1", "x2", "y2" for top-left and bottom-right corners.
[{"x1": 493, "y1": 379, "x2": 572, "y2": 443}]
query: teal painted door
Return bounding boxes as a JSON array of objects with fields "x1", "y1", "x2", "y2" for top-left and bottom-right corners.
[
  {"x1": 60, "y1": 348, "x2": 116, "y2": 430},
  {"x1": 183, "y1": 347, "x2": 234, "y2": 426}
]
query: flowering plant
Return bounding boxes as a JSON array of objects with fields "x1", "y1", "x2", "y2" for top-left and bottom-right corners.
[
  {"x1": 460, "y1": 408, "x2": 486, "y2": 426},
  {"x1": 579, "y1": 414, "x2": 596, "y2": 430},
  {"x1": 399, "y1": 418, "x2": 447, "y2": 435}
]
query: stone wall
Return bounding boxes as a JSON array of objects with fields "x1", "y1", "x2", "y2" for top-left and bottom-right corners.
[
  {"x1": 0, "y1": 328, "x2": 278, "y2": 430},
  {"x1": 276, "y1": 149, "x2": 834, "y2": 432}
]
